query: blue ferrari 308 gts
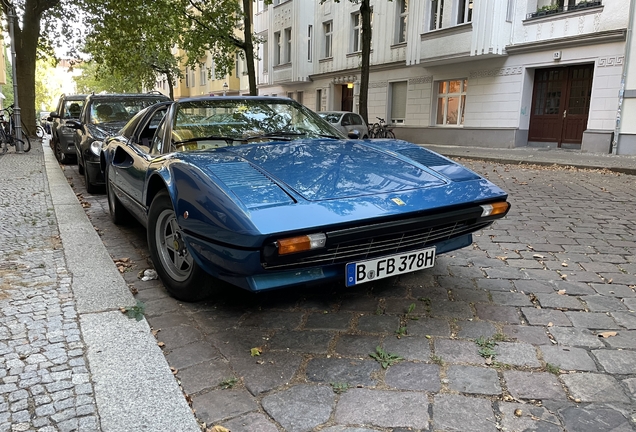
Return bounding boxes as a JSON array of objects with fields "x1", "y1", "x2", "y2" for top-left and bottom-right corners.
[{"x1": 100, "y1": 97, "x2": 510, "y2": 301}]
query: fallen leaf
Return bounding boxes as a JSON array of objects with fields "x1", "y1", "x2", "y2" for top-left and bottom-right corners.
[
  {"x1": 597, "y1": 331, "x2": 618, "y2": 338},
  {"x1": 560, "y1": 274, "x2": 567, "y2": 280},
  {"x1": 425, "y1": 335, "x2": 432, "y2": 339},
  {"x1": 514, "y1": 408, "x2": 523, "y2": 417},
  {"x1": 561, "y1": 262, "x2": 568, "y2": 267},
  {"x1": 250, "y1": 347, "x2": 262, "y2": 357},
  {"x1": 170, "y1": 367, "x2": 178, "y2": 374},
  {"x1": 209, "y1": 427, "x2": 230, "y2": 432},
  {"x1": 533, "y1": 254, "x2": 545, "y2": 259},
  {"x1": 496, "y1": 256, "x2": 508, "y2": 261},
  {"x1": 157, "y1": 342, "x2": 165, "y2": 348},
  {"x1": 547, "y1": 322, "x2": 553, "y2": 327},
  {"x1": 557, "y1": 289, "x2": 566, "y2": 295}
]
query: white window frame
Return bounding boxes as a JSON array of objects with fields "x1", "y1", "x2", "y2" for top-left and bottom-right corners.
[
  {"x1": 352, "y1": 12, "x2": 362, "y2": 53},
  {"x1": 457, "y1": 0, "x2": 473, "y2": 24},
  {"x1": 435, "y1": 79, "x2": 467, "y2": 126},
  {"x1": 390, "y1": 81, "x2": 408, "y2": 124},
  {"x1": 308, "y1": 25, "x2": 313, "y2": 62},
  {"x1": 296, "y1": 91, "x2": 304, "y2": 105},
  {"x1": 274, "y1": 31, "x2": 281, "y2": 65},
  {"x1": 284, "y1": 27, "x2": 292, "y2": 63},
  {"x1": 323, "y1": 21, "x2": 333, "y2": 58},
  {"x1": 262, "y1": 39, "x2": 269, "y2": 71},
  {"x1": 430, "y1": 0, "x2": 444, "y2": 30},
  {"x1": 199, "y1": 63, "x2": 207, "y2": 86},
  {"x1": 396, "y1": 0, "x2": 408, "y2": 44}
]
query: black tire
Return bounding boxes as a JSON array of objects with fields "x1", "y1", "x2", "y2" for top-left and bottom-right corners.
[
  {"x1": 54, "y1": 140, "x2": 64, "y2": 163},
  {"x1": 385, "y1": 130, "x2": 396, "y2": 139},
  {"x1": 147, "y1": 190, "x2": 210, "y2": 302},
  {"x1": 36, "y1": 126, "x2": 45, "y2": 138},
  {"x1": 84, "y1": 164, "x2": 97, "y2": 194},
  {"x1": 106, "y1": 174, "x2": 130, "y2": 225},
  {"x1": 78, "y1": 158, "x2": 85, "y2": 175}
]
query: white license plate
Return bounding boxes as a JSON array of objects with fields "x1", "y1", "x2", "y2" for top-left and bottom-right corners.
[{"x1": 345, "y1": 247, "x2": 436, "y2": 286}]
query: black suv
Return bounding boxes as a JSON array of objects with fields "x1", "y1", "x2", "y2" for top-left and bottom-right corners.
[
  {"x1": 67, "y1": 92, "x2": 170, "y2": 193},
  {"x1": 49, "y1": 94, "x2": 87, "y2": 163}
]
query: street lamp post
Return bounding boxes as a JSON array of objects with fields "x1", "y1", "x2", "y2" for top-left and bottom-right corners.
[
  {"x1": 223, "y1": 82, "x2": 228, "y2": 96},
  {"x1": 7, "y1": 4, "x2": 23, "y2": 152}
]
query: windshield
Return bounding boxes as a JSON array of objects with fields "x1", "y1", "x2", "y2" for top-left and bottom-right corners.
[
  {"x1": 90, "y1": 98, "x2": 165, "y2": 125},
  {"x1": 171, "y1": 99, "x2": 344, "y2": 148},
  {"x1": 64, "y1": 100, "x2": 84, "y2": 119}
]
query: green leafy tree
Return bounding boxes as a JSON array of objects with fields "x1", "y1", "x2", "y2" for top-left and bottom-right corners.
[
  {"x1": 81, "y1": 0, "x2": 184, "y2": 98},
  {"x1": 73, "y1": 61, "x2": 143, "y2": 94},
  {"x1": 0, "y1": 0, "x2": 81, "y2": 136},
  {"x1": 182, "y1": 0, "x2": 270, "y2": 96},
  {"x1": 321, "y1": 0, "x2": 377, "y2": 124}
]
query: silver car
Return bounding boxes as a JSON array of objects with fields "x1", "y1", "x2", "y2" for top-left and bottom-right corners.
[{"x1": 319, "y1": 111, "x2": 369, "y2": 138}]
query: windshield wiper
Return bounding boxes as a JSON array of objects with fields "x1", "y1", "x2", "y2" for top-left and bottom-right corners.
[
  {"x1": 243, "y1": 131, "x2": 306, "y2": 141},
  {"x1": 174, "y1": 135, "x2": 236, "y2": 145}
]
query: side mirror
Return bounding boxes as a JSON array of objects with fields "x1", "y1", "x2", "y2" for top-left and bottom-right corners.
[
  {"x1": 65, "y1": 119, "x2": 82, "y2": 129},
  {"x1": 347, "y1": 130, "x2": 361, "y2": 139},
  {"x1": 49, "y1": 112, "x2": 60, "y2": 119}
]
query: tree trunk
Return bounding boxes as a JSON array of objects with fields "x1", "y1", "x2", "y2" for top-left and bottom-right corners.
[
  {"x1": 242, "y1": 0, "x2": 257, "y2": 95},
  {"x1": 359, "y1": 0, "x2": 372, "y2": 125},
  {"x1": 14, "y1": 7, "x2": 41, "y2": 137},
  {"x1": 166, "y1": 71, "x2": 175, "y2": 100}
]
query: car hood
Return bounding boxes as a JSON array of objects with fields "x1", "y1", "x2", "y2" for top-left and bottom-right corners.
[{"x1": 220, "y1": 139, "x2": 449, "y2": 201}]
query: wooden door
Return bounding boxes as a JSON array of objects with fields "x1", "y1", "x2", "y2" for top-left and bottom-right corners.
[
  {"x1": 341, "y1": 85, "x2": 353, "y2": 111},
  {"x1": 528, "y1": 64, "x2": 593, "y2": 147}
]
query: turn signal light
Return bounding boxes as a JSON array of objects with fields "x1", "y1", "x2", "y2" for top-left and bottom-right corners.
[
  {"x1": 480, "y1": 202, "x2": 510, "y2": 217},
  {"x1": 277, "y1": 233, "x2": 326, "y2": 255}
]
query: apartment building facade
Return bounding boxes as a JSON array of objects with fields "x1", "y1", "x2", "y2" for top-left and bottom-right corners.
[{"x1": 254, "y1": 0, "x2": 636, "y2": 155}]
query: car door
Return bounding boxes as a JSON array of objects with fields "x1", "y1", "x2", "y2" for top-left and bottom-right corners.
[{"x1": 112, "y1": 106, "x2": 168, "y2": 220}]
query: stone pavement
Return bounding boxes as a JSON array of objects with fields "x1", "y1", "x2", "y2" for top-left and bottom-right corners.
[
  {"x1": 0, "y1": 140, "x2": 199, "y2": 431},
  {"x1": 2, "y1": 138, "x2": 636, "y2": 432}
]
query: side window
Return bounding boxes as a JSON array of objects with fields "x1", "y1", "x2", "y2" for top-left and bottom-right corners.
[
  {"x1": 150, "y1": 116, "x2": 168, "y2": 155},
  {"x1": 138, "y1": 109, "x2": 167, "y2": 151},
  {"x1": 351, "y1": 114, "x2": 363, "y2": 126},
  {"x1": 342, "y1": 114, "x2": 351, "y2": 126}
]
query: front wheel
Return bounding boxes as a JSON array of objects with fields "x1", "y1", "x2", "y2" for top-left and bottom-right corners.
[
  {"x1": 148, "y1": 191, "x2": 211, "y2": 302},
  {"x1": 36, "y1": 126, "x2": 45, "y2": 138},
  {"x1": 17, "y1": 134, "x2": 31, "y2": 152}
]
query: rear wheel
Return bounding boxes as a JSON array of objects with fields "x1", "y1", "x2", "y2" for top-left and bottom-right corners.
[
  {"x1": 385, "y1": 130, "x2": 396, "y2": 139},
  {"x1": 36, "y1": 126, "x2": 45, "y2": 138},
  {"x1": 18, "y1": 134, "x2": 31, "y2": 152},
  {"x1": 148, "y1": 190, "x2": 210, "y2": 302}
]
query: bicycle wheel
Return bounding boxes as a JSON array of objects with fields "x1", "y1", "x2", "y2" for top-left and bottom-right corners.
[
  {"x1": 13, "y1": 138, "x2": 29, "y2": 152},
  {"x1": 36, "y1": 126, "x2": 45, "y2": 138},
  {"x1": 370, "y1": 123, "x2": 380, "y2": 138},
  {"x1": 385, "y1": 130, "x2": 396, "y2": 139},
  {"x1": 19, "y1": 133, "x2": 31, "y2": 152}
]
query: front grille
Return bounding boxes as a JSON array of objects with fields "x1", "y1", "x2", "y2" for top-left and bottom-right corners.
[{"x1": 262, "y1": 217, "x2": 492, "y2": 270}]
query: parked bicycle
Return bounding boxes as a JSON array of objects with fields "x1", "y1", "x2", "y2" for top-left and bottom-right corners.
[
  {"x1": 0, "y1": 105, "x2": 31, "y2": 153},
  {"x1": 369, "y1": 117, "x2": 396, "y2": 139}
]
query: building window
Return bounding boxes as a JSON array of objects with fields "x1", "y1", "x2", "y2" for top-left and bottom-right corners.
[
  {"x1": 189, "y1": 67, "x2": 196, "y2": 88},
  {"x1": 284, "y1": 27, "x2": 292, "y2": 63},
  {"x1": 262, "y1": 40, "x2": 269, "y2": 71},
  {"x1": 235, "y1": 53, "x2": 240, "y2": 78},
  {"x1": 390, "y1": 81, "x2": 407, "y2": 124},
  {"x1": 316, "y1": 89, "x2": 322, "y2": 111},
  {"x1": 506, "y1": 0, "x2": 514, "y2": 21},
  {"x1": 308, "y1": 25, "x2": 313, "y2": 61},
  {"x1": 396, "y1": 0, "x2": 408, "y2": 43},
  {"x1": 352, "y1": 12, "x2": 362, "y2": 52},
  {"x1": 436, "y1": 79, "x2": 467, "y2": 125},
  {"x1": 274, "y1": 31, "x2": 281, "y2": 65},
  {"x1": 185, "y1": 66, "x2": 190, "y2": 88},
  {"x1": 457, "y1": 0, "x2": 473, "y2": 24},
  {"x1": 200, "y1": 63, "x2": 207, "y2": 86},
  {"x1": 323, "y1": 21, "x2": 333, "y2": 58},
  {"x1": 287, "y1": 92, "x2": 294, "y2": 99},
  {"x1": 430, "y1": 0, "x2": 444, "y2": 30},
  {"x1": 296, "y1": 91, "x2": 304, "y2": 105}
]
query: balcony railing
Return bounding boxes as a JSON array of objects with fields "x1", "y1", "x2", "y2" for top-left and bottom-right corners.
[{"x1": 526, "y1": 0, "x2": 601, "y2": 19}]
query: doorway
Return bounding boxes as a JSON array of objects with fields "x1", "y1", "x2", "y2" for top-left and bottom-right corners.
[
  {"x1": 528, "y1": 64, "x2": 593, "y2": 148},
  {"x1": 341, "y1": 85, "x2": 353, "y2": 111}
]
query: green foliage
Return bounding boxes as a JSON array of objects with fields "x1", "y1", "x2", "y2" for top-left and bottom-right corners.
[
  {"x1": 219, "y1": 377, "x2": 238, "y2": 389},
  {"x1": 330, "y1": 382, "x2": 349, "y2": 394},
  {"x1": 74, "y1": 61, "x2": 143, "y2": 94},
  {"x1": 475, "y1": 336, "x2": 498, "y2": 358},
  {"x1": 546, "y1": 363, "x2": 560, "y2": 375},
  {"x1": 81, "y1": 0, "x2": 184, "y2": 96},
  {"x1": 369, "y1": 346, "x2": 403, "y2": 369},
  {"x1": 121, "y1": 300, "x2": 145, "y2": 321},
  {"x1": 430, "y1": 354, "x2": 444, "y2": 366}
]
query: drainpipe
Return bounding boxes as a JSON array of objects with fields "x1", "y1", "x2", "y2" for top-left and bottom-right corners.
[{"x1": 611, "y1": 0, "x2": 635, "y2": 155}]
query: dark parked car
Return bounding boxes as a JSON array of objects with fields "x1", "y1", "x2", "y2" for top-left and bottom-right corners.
[
  {"x1": 48, "y1": 94, "x2": 87, "y2": 163},
  {"x1": 101, "y1": 96, "x2": 510, "y2": 302},
  {"x1": 67, "y1": 92, "x2": 170, "y2": 193}
]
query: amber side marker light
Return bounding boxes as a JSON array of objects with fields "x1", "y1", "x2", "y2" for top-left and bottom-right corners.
[
  {"x1": 480, "y1": 202, "x2": 510, "y2": 217},
  {"x1": 277, "y1": 233, "x2": 327, "y2": 255}
]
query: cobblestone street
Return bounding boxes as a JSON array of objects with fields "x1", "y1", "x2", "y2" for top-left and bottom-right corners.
[
  {"x1": 2, "y1": 139, "x2": 635, "y2": 431},
  {"x1": 67, "y1": 152, "x2": 636, "y2": 431}
]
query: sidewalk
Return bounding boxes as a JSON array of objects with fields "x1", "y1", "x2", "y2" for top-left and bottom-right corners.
[
  {"x1": 422, "y1": 144, "x2": 636, "y2": 175},
  {"x1": 0, "y1": 140, "x2": 199, "y2": 431}
]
